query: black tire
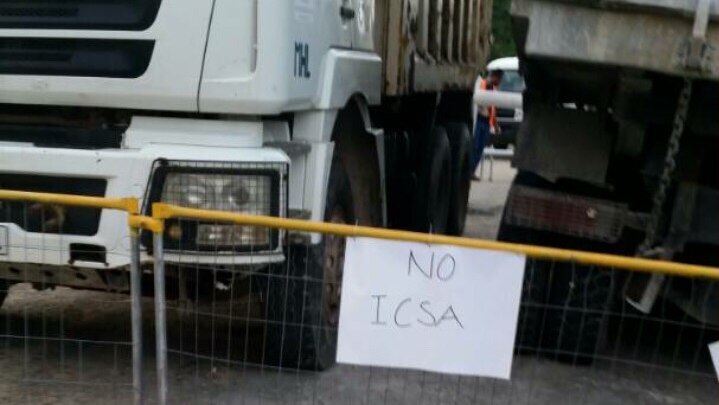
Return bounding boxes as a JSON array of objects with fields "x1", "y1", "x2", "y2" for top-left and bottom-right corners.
[
  {"x1": 261, "y1": 104, "x2": 382, "y2": 371},
  {"x1": 261, "y1": 155, "x2": 354, "y2": 371},
  {"x1": 541, "y1": 263, "x2": 614, "y2": 364},
  {"x1": 444, "y1": 123, "x2": 473, "y2": 236},
  {"x1": 498, "y1": 172, "x2": 615, "y2": 365},
  {"x1": 497, "y1": 221, "x2": 548, "y2": 354},
  {"x1": 0, "y1": 280, "x2": 8, "y2": 308},
  {"x1": 413, "y1": 127, "x2": 452, "y2": 233},
  {"x1": 386, "y1": 131, "x2": 417, "y2": 230}
]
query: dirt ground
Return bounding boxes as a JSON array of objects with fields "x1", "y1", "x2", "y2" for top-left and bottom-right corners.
[{"x1": 1, "y1": 159, "x2": 718, "y2": 404}]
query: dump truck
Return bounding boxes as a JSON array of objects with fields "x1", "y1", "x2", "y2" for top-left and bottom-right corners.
[
  {"x1": 0, "y1": 0, "x2": 492, "y2": 369},
  {"x1": 496, "y1": 0, "x2": 719, "y2": 362}
]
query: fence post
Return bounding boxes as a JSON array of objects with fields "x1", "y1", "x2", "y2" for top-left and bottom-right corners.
[
  {"x1": 153, "y1": 232, "x2": 168, "y2": 405},
  {"x1": 130, "y1": 230, "x2": 144, "y2": 405}
]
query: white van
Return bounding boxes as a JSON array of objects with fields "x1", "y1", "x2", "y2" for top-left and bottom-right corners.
[{"x1": 476, "y1": 57, "x2": 525, "y2": 148}]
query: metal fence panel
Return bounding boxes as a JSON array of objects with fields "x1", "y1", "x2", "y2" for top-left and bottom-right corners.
[
  {"x1": 0, "y1": 192, "x2": 144, "y2": 404},
  {"x1": 150, "y1": 204, "x2": 719, "y2": 405}
]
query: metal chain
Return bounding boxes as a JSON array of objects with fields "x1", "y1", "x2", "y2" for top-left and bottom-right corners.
[{"x1": 637, "y1": 78, "x2": 693, "y2": 257}]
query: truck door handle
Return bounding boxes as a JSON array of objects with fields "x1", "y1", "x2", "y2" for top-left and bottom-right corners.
[{"x1": 340, "y1": 6, "x2": 356, "y2": 20}]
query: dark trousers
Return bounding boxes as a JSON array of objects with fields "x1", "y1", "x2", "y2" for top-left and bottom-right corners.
[{"x1": 473, "y1": 116, "x2": 490, "y2": 173}]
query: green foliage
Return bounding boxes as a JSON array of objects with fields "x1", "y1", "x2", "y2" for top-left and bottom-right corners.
[{"x1": 491, "y1": 0, "x2": 516, "y2": 59}]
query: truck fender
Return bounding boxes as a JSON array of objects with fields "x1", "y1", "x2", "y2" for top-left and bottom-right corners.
[
  {"x1": 313, "y1": 49, "x2": 382, "y2": 110},
  {"x1": 350, "y1": 95, "x2": 387, "y2": 227},
  {"x1": 291, "y1": 96, "x2": 385, "y2": 242}
]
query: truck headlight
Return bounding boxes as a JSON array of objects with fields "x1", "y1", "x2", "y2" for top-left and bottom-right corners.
[
  {"x1": 144, "y1": 161, "x2": 287, "y2": 252},
  {"x1": 161, "y1": 173, "x2": 273, "y2": 247},
  {"x1": 161, "y1": 174, "x2": 271, "y2": 214}
]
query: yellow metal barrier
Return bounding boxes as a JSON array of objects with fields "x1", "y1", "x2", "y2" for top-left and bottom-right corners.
[
  {"x1": 0, "y1": 189, "x2": 145, "y2": 405},
  {"x1": 150, "y1": 201, "x2": 719, "y2": 404},
  {"x1": 0, "y1": 189, "x2": 139, "y2": 214},
  {"x1": 0, "y1": 189, "x2": 163, "y2": 234},
  {"x1": 128, "y1": 214, "x2": 164, "y2": 234},
  {"x1": 152, "y1": 203, "x2": 719, "y2": 280},
  {"x1": 0, "y1": 191, "x2": 715, "y2": 404}
]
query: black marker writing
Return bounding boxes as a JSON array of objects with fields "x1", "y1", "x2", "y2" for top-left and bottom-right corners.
[
  {"x1": 438, "y1": 305, "x2": 464, "y2": 328},
  {"x1": 436, "y1": 254, "x2": 456, "y2": 281},
  {"x1": 408, "y1": 250, "x2": 457, "y2": 281},
  {"x1": 408, "y1": 250, "x2": 432, "y2": 279},
  {"x1": 417, "y1": 300, "x2": 437, "y2": 327},
  {"x1": 394, "y1": 298, "x2": 412, "y2": 328},
  {"x1": 371, "y1": 294, "x2": 387, "y2": 325}
]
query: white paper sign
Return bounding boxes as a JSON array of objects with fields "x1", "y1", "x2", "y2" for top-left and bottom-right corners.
[
  {"x1": 710, "y1": 341, "x2": 719, "y2": 382},
  {"x1": 336, "y1": 237, "x2": 526, "y2": 379}
]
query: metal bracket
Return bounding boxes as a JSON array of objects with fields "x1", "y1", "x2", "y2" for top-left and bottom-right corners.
[
  {"x1": 680, "y1": 0, "x2": 714, "y2": 72},
  {"x1": 624, "y1": 183, "x2": 699, "y2": 314}
]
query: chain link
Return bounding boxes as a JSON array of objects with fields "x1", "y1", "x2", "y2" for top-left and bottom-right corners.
[{"x1": 637, "y1": 78, "x2": 693, "y2": 257}]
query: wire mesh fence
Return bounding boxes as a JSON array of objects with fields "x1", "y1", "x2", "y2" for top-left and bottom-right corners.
[
  {"x1": 0, "y1": 193, "x2": 143, "y2": 405},
  {"x1": 150, "y1": 205, "x2": 719, "y2": 405},
  {"x1": 0, "y1": 190, "x2": 716, "y2": 404}
]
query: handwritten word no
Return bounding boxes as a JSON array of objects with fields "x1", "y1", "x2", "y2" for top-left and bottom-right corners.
[{"x1": 408, "y1": 250, "x2": 456, "y2": 281}]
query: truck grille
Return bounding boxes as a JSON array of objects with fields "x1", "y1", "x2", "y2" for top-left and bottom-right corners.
[
  {"x1": 0, "y1": 38, "x2": 154, "y2": 78},
  {"x1": 0, "y1": 175, "x2": 106, "y2": 236},
  {"x1": 0, "y1": 0, "x2": 162, "y2": 30}
]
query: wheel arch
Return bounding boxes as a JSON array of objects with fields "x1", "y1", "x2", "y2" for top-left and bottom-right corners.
[{"x1": 329, "y1": 94, "x2": 386, "y2": 227}]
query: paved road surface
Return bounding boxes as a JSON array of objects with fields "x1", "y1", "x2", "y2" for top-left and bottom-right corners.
[{"x1": 463, "y1": 158, "x2": 516, "y2": 240}]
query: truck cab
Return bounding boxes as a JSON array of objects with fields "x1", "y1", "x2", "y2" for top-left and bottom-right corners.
[{"x1": 0, "y1": 0, "x2": 382, "y2": 270}]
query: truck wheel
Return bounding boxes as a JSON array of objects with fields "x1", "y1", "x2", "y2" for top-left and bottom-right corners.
[
  {"x1": 386, "y1": 131, "x2": 417, "y2": 230},
  {"x1": 0, "y1": 280, "x2": 9, "y2": 308},
  {"x1": 444, "y1": 123, "x2": 473, "y2": 236},
  {"x1": 261, "y1": 156, "x2": 353, "y2": 371},
  {"x1": 541, "y1": 263, "x2": 614, "y2": 364},
  {"x1": 498, "y1": 172, "x2": 615, "y2": 365},
  {"x1": 500, "y1": 223, "x2": 614, "y2": 364},
  {"x1": 414, "y1": 127, "x2": 452, "y2": 233},
  {"x1": 497, "y1": 221, "x2": 548, "y2": 354}
]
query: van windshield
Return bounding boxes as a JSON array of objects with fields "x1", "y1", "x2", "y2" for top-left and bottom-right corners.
[{"x1": 498, "y1": 70, "x2": 525, "y2": 93}]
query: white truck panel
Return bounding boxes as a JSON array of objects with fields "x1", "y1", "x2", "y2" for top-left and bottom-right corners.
[
  {"x1": 0, "y1": 0, "x2": 213, "y2": 111},
  {"x1": 313, "y1": 49, "x2": 382, "y2": 109},
  {"x1": 124, "y1": 117, "x2": 264, "y2": 149},
  {"x1": 0, "y1": 120, "x2": 289, "y2": 269},
  {"x1": 198, "y1": 0, "x2": 381, "y2": 114},
  {"x1": 0, "y1": 0, "x2": 383, "y2": 115}
]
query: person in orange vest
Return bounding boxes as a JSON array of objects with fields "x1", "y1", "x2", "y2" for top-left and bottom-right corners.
[{"x1": 472, "y1": 69, "x2": 504, "y2": 179}]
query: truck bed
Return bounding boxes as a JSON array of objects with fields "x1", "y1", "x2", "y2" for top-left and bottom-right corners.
[
  {"x1": 376, "y1": 0, "x2": 493, "y2": 95},
  {"x1": 512, "y1": 0, "x2": 719, "y2": 80}
]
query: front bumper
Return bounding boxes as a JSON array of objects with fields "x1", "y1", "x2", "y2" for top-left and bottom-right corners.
[{"x1": 0, "y1": 140, "x2": 288, "y2": 271}]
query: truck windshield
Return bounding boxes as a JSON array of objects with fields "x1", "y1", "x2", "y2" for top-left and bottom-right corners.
[{"x1": 499, "y1": 71, "x2": 525, "y2": 93}]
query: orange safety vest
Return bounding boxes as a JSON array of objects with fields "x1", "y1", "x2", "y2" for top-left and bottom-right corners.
[{"x1": 479, "y1": 79, "x2": 498, "y2": 129}]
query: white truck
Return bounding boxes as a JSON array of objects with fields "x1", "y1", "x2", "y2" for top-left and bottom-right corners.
[{"x1": 0, "y1": 0, "x2": 491, "y2": 369}]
